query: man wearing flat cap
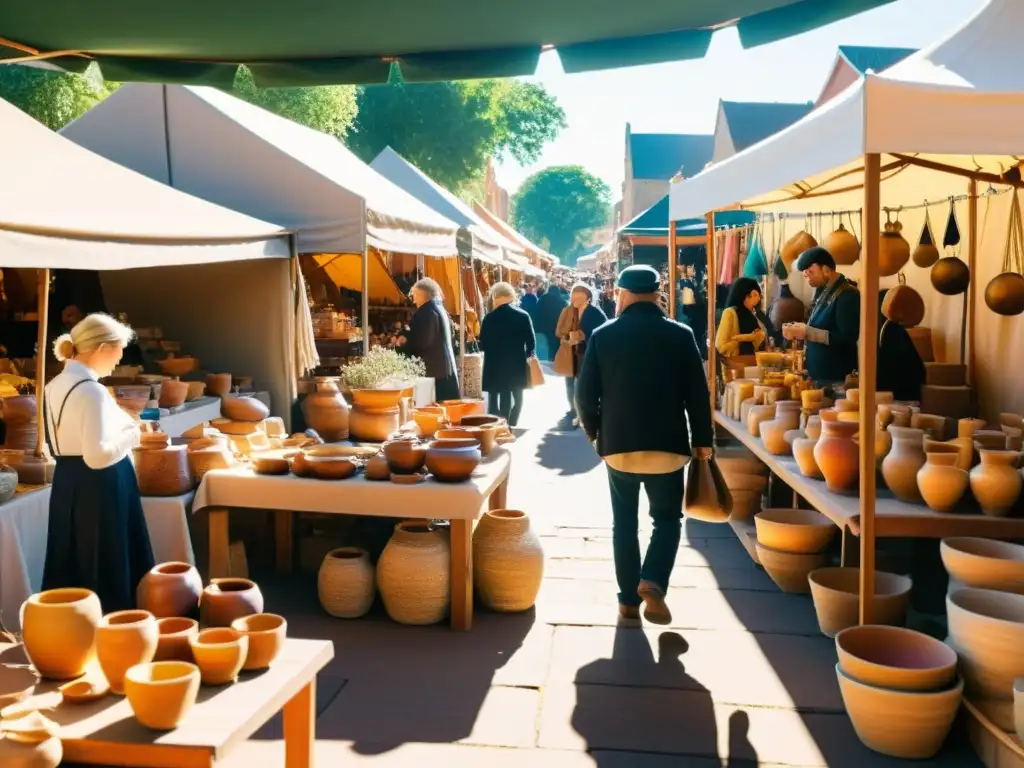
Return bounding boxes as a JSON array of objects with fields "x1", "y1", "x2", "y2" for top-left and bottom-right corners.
[
  {"x1": 783, "y1": 247, "x2": 860, "y2": 386},
  {"x1": 575, "y1": 265, "x2": 713, "y2": 625}
]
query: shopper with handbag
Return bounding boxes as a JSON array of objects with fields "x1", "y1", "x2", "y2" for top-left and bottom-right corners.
[
  {"x1": 553, "y1": 283, "x2": 606, "y2": 429},
  {"x1": 478, "y1": 282, "x2": 537, "y2": 428}
]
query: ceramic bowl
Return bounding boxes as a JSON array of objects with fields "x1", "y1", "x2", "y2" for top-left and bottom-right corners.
[
  {"x1": 231, "y1": 613, "x2": 287, "y2": 671},
  {"x1": 754, "y1": 508, "x2": 835, "y2": 554},
  {"x1": 808, "y1": 567, "x2": 912, "y2": 638},
  {"x1": 947, "y1": 587, "x2": 1024, "y2": 701},
  {"x1": 835, "y1": 625, "x2": 957, "y2": 692},
  {"x1": 383, "y1": 440, "x2": 427, "y2": 474},
  {"x1": 425, "y1": 438, "x2": 481, "y2": 483},
  {"x1": 189, "y1": 628, "x2": 249, "y2": 686},
  {"x1": 124, "y1": 661, "x2": 201, "y2": 730},
  {"x1": 940, "y1": 537, "x2": 1024, "y2": 595},
  {"x1": 154, "y1": 617, "x2": 199, "y2": 663},
  {"x1": 157, "y1": 357, "x2": 198, "y2": 377}
]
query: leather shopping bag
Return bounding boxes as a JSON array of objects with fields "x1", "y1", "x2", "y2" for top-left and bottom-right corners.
[
  {"x1": 552, "y1": 341, "x2": 575, "y2": 377},
  {"x1": 525, "y1": 356, "x2": 545, "y2": 389},
  {"x1": 684, "y1": 456, "x2": 733, "y2": 523}
]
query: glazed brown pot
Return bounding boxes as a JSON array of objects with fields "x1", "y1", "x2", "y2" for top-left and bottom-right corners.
[
  {"x1": 221, "y1": 396, "x2": 270, "y2": 422},
  {"x1": 96, "y1": 610, "x2": 159, "y2": 695},
  {"x1": 206, "y1": 373, "x2": 232, "y2": 397},
  {"x1": 425, "y1": 438, "x2": 482, "y2": 483},
  {"x1": 917, "y1": 453, "x2": 968, "y2": 513},
  {"x1": 881, "y1": 426, "x2": 927, "y2": 503},
  {"x1": 813, "y1": 421, "x2": 859, "y2": 493},
  {"x1": 2, "y1": 395, "x2": 37, "y2": 452},
  {"x1": 931, "y1": 256, "x2": 970, "y2": 296},
  {"x1": 134, "y1": 445, "x2": 193, "y2": 496},
  {"x1": 292, "y1": 451, "x2": 358, "y2": 480},
  {"x1": 364, "y1": 454, "x2": 391, "y2": 481},
  {"x1": 878, "y1": 223, "x2": 910, "y2": 277},
  {"x1": 349, "y1": 405, "x2": 400, "y2": 443},
  {"x1": 970, "y1": 450, "x2": 1023, "y2": 517},
  {"x1": 823, "y1": 224, "x2": 860, "y2": 266},
  {"x1": 21, "y1": 588, "x2": 102, "y2": 680},
  {"x1": 137, "y1": 562, "x2": 202, "y2": 619},
  {"x1": 158, "y1": 379, "x2": 189, "y2": 409},
  {"x1": 301, "y1": 379, "x2": 350, "y2": 441},
  {"x1": 781, "y1": 230, "x2": 816, "y2": 269},
  {"x1": 153, "y1": 617, "x2": 199, "y2": 662},
  {"x1": 199, "y1": 578, "x2": 264, "y2": 628},
  {"x1": 383, "y1": 440, "x2": 427, "y2": 474}
]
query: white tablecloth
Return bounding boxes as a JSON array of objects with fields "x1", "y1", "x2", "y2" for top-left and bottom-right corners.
[{"x1": 0, "y1": 487, "x2": 195, "y2": 631}]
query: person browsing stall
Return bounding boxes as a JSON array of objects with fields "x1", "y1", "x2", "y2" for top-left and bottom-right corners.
[
  {"x1": 397, "y1": 278, "x2": 460, "y2": 402},
  {"x1": 715, "y1": 277, "x2": 768, "y2": 362}
]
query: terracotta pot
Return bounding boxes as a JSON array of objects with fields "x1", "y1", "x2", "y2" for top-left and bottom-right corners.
[
  {"x1": 231, "y1": 613, "x2": 286, "y2": 671},
  {"x1": 252, "y1": 456, "x2": 289, "y2": 475},
  {"x1": 808, "y1": 567, "x2": 912, "y2": 637},
  {"x1": 473, "y1": 510, "x2": 544, "y2": 612},
  {"x1": 221, "y1": 396, "x2": 270, "y2": 423},
  {"x1": 881, "y1": 426, "x2": 926, "y2": 503},
  {"x1": 836, "y1": 625, "x2": 958, "y2": 692},
  {"x1": 728, "y1": 489, "x2": 763, "y2": 522},
  {"x1": 917, "y1": 453, "x2": 968, "y2": 513},
  {"x1": 755, "y1": 542, "x2": 827, "y2": 594},
  {"x1": 20, "y1": 587, "x2": 102, "y2": 680},
  {"x1": 153, "y1": 617, "x2": 198, "y2": 662},
  {"x1": 970, "y1": 450, "x2": 1023, "y2": 517},
  {"x1": 301, "y1": 379, "x2": 350, "y2": 441},
  {"x1": 318, "y1": 547, "x2": 376, "y2": 618},
  {"x1": 974, "y1": 430, "x2": 1009, "y2": 451},
  {"x1": 2, "y1": 395, "x2": 38, "y2": 452},
  {"x1": 439, "y1": 398, "x2": 486, "y2": 424},
  {"x1": 137, "y1": 562, "x2": 202, "y2": 619},
  {"x1": 124, "y1": 660, "x2": 201, "y2": 730},
  {"x1": 134, "y1": 445, "x2": 193, "y2": 496},
  {"x1": 158, "y1": 379, "x2": 189, "y2": 408},
  {"x1": 460, "y1": 414, "x2": 503, "y2": 429},
  {"x1": 940, "y1": 537, "x2": 1024, "y2": 595},
  {"x1": 836, "y1": 664, "x2": 962, "y2": 759},
  {"x1": 292, "y1": 452, "x2": 358, "y2": 480},
  {"x1": 185, "y1": 381, "x2": 206, "y2": 402},
  {"x1": 96, "y1": 609, "x2": 159, "y2": 695},
  {"x1": 791, "y1": 437, "x2": 822, "y2": 478},
  {"x1": 911, "y1": 413, "x2": 947, "y2": 441},
  {"x1": 879, "y1": 222, "x2": 911, "y2": 277},
  {"x1": 747, "y1": 404, "x2": 776, "y2": 438},
  {"x1": 189, "y1": 628, "x2": 248, "y2": 685},
  {"x1": 947, "y1": 587, "x2": 1024, "y2": 701},
  {"x1": 781, "y1": 230, "x2": 817, "y2": 269},
  {"x1": 383, "y1": 439, "x2": 428, "y2": 474},
  {"x1": 352, "y1": 389, "x2": 404, "y2": 410},
  {"x1": 754, "y1": 508, "x2": 835, "y2": 554},
  {"x1": 206, "y1": 373, "x2": 232, "y2": 397},
  {"x1": 199, "y1": 578, "x2": 264, "y2": 627},
  {"x1": 349, "y1": 405, "x2": 400, "y2": 442},
  {"x1": 157, "y1": 357, "x2": 198, "y2": 377},
  {"x1": 364, "y1": 454, "x2": 391, "y2": 481},
  {"x1": 804, "y1": 415, "x2": 823, "y2": 441},
  {"x1": 377, "y1": 522, "x2": 450, "y2": 625},
  {"x1": 813, "y1": 420, "x2": 859, "y2": 493},
  {"x1": 758, "y1": 419, "x2": 790, "y2": 456},
  {"x1": 715, "y1": 446, "x2": 767, "y2": 476},
  {"x1": 425, "y1": 437, "x2": 482, "y2": 483},
  {"x1": 412, "y1": 407, "x2": 447, "y2": 437}
]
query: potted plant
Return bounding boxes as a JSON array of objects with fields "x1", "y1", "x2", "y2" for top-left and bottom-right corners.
[{"x1": 341, "y1": 347, "x2": 425, "y2": 409}]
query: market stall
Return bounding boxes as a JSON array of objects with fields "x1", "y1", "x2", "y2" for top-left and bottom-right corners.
[{"x1": 472, "y1": 202, "x2": 555, "y2": 276}]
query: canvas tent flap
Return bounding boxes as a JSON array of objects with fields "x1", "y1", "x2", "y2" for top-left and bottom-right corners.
[
  {"x1": 61, "y1": 83, "x2": 460, "y2": 258},
  {"x1": 314, "y1": 252, "x2": 404, "y2": 303},
  {"x1": 472, "y1": 202, "x2": 557, "y2": 266}
]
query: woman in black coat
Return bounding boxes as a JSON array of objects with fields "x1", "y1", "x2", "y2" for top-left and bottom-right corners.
[
  {"x1": 479, "y1": 281, "x2": 536, "y2": 427},
  {"x1": 398, "y1": 278, "x2": 460, "y2": 402}
]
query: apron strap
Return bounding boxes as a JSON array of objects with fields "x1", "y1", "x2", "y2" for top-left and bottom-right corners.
[{"x1": 47, "y1": 378, "x2": 96, "y2": 458}]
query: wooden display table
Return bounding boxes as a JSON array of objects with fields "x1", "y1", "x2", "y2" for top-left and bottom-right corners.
[
  {"x1": 965, "y1": 698, "x2": 1024, "y2": 768},
  {"x1": 4, "y1": 637, "x2": 333, "y2": 768},
  {"x1": 193, "y1": 448, "x2": 512, "y2": 632}
]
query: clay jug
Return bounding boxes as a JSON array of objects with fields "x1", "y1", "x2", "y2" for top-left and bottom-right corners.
[
  {"x1": 823, "y1": 223, "x2": 860, "y2": 265},
  {"x1": 2, "y1": 395, "x2": 37, "y2": 452},
  {"x1": 96, "y1": 610, "x2": 159, "y2": 695},
  {"x1": 917, "y1": 452, "x2": 969, "y2": 513},
  {"x1": 970, "y1": 450, "x2": 1023, "y2": 517},
  {"x1": 879, "y1": 220, "x2": 910, "y2": 276},
  {"x1": 20, "y1": 587, "x2": 102, "y2": 680},
  {"x1": 813, "y1": 421, "x2": 859, "y2": 493},
  {"x1": 200, "y1": 578, "x2": 264, "y2": 627},
  {"x1": 768, "y1": 284, "x2": 805, "y2": 328},
  {"x1": 137, "y1": 562, "x2": 203, "y2": 619},
  {"x1": 882, "y1": 426, "x2": 927, "y2": 503},
  {"x1": 301, "y1": 379, "x2": 350, "y2": 441}
]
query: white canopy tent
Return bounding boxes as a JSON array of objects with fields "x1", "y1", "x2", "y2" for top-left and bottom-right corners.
[{"x1": 668, "y1": 0, "x2": 1024, "y2": 625}]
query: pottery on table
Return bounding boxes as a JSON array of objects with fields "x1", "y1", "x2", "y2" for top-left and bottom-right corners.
[
  {"x1": 199, "y1": 578, "x2": 264, "y2": 628},
  {"x1": 951, "y1": 418, "x2": 987, "y2": 470},
  {"x1": 813, "y1": 420, "x2": 860, "y2": 493},
  {"x1": 804, "y1": 415, "x2": 823, "y2": 441},
  {"x1": 0, "y1": 710, "x2": 62, "y2": 768},
  {"x1": 882, "y1": 426, "x2": 926, "y2": 503},
  {"x1": 349, "y1": 406, "x2": 400, "y2": 443},
  {"x1": 21, "y1": 587, "x2": 102, "y2": 680},
  {"x1": 412, "y1": 407, "x2": 447, "y2": 438},
  {"x1": 917, "y1": 453, "x2": 969, "y2": 513},
  {"x1": 425, "y1": 438, "x2": 482, "y2": 483},
  {"x1": 96, "y1": 610, "x2": 159, "y2": 695},
  {"x1": 439, "y1": 399, "x2": 486, "y2": 424},
  {"x1": 836, "y1": 664, "x2": 963, "y2": 759},
  {"x1": 970, "y1": 450, "x2": 1023, "y2": 517},
  {"x1": 911, "y1": 412, "x2": 948, "y2": 441},
  {"x1": 808, "y1": 567, "x2": 912, "y2": 637},
  {"x1": 221, "y1": 396, "x2": 270, "y2": 423},
  {"x1": 940, "y1": 537, "x2": 1024, "y2": 595},
  {"x1": 231, "y1": 613, "x2": 286, "y2": 671},
  {"x1": 59, "y1": 679, "x2": 109, "y2": 704},
  {"x1": 758, "y1": 419, "x2": 791, "y2": 456},
  {"x1": 137, "y1": 561, "x2": 202, "y2": 619},
  {"x1": 124, "y1": 661, "x2": 201, "y2": 730},
  {"x1": 153, "y1": 617, "x2": 199, "y2": 662},
  {"x1": 2, "y1": 395, "x2": 38, "y2": 452},
  {"x1": 318, "y1": 547, "x2": 376, "y2": 618},
  {"x1": 291, "y1": 451, "x2": 358, "y2": 480},
  {"x1": 835, "y1": 625, "x2": 958, "y2": 692},
  {"x1": 352, "y1": 389, "x2": 404, "y2": 410},
  {"x1": 383, "y1": 439, "x2": 428, "y2": 474},
  {"x1": 377, "y1": 522, "x2": 450, "y2": 625},
  {"x1": 188, "y1": 447, "x2": 233, "y2": 483},
  {"x1": 189, "y1": 628, "x2": 249, "y2": 686},
  {"x1": 363, "y1": 454, "x2": 391, "y2": 482},
  {"x1": 252, "y1": 456, "x2": 290, "y2": 475},
  {"x1": 975, "y1": 430, "x2": 1010, "y2": 451},
  {"x1": 747, "y1": 404, "x2": 776, "y2": 438},
  {"x1": 754, "y1": 508, "x2": 835, "y2": 554},
  {"x1": 134, "y1": 445, "x2": 193, "y2": 496},
  {"x1": 473, "y1": 510, "x2": 544, "y2": 612},
  {"x1": 301, "y1": 379, "x2": 350, "y2": 441},
  {"x1": 947, "y1": 587, "x2": 1024, "y2": 701},
  {"x1": 792, "y1": 437, "x2": 823, "y2": 478},
  {"x1": 755, "y1": 542, "x2": 827, "y2": 594},
  {"x1": 158, "y1": 379, "x2": 189, "y2": 408},
  {"x1": 206, "y1": 373, "x2": 233, "y2": 397},
  {"x1": 185, "y1": 381, "x2": 206, "y2": 402}
]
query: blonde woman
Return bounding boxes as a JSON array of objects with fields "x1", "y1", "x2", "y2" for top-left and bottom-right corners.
[
  {"x1": 479, "y1": 282, "x2": 536, "y2": 427},
  {"x1": 44, "y1": 313, "x2": 154, "y2": 612}
]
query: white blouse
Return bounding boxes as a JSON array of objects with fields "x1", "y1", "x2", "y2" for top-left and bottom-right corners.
[{"x1": 44, "y1": 360, "x2": 140, "y2": 469}]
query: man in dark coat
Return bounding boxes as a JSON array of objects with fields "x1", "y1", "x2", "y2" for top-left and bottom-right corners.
[
  {"x1": 479, "y1": 282, "x2": 537, "y2": 427},
  {"x1": 398, "y1": 278, "x2": 460, "y2": 402},
  {"x1": 575, "y1": 265, "x2": 714, "y2": 625},
  {"x1": 536, "y1": 284, "x2": 567, "y2": 362}
]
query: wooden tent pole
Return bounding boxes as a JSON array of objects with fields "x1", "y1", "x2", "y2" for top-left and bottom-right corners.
[
  {"x1": 34, "y1": 269, "x2": 50, "y2": 458},
  {"x1": 705, "y1": 213, "x2": 717, "y2": 408},
  {"x1": 966, "y1": 180, "x2": 978, "y2": 386},
  {"x1": 668, "y1": 219, "x2": 678, "y2": 320}
]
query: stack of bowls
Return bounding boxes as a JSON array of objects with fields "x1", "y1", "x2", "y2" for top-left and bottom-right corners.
[
  {"x1": 716, "y1": 445, "x2": 768, "y2": 524},
  {"x1": 753, "y1": 509, "x2": 834, "y2": 594},
  {"x1": 834, "y1": 625, "x2": 962, "y2": 759},
  {"x1": 808, "y1": 567, "x2": 912, "y2": 637}
]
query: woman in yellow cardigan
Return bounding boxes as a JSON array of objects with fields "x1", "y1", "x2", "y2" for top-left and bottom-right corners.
[{"x1": 716, "y1": 277, "x2": 767, "y2": 365}]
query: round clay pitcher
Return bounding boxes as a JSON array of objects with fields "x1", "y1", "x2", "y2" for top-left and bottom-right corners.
[
  {"x1": 20, "y1": 588, "x2": 102, "y2": 680},
  {"x1": 137, "y1": 562, "x2": 203, "y2": 619},
  {"x1": 301, "y1": 379, "x2": 350, "y2": 441},
  {"x1": 473, "y1": 510, "x2": 545, "y2": 612},
  {"x1": 813, "y1": 420, "x2": 859, "y2": 493},
  {"x1": 96, "y1": 610, "x2": 159, "y2": 695},
  {"x1": 971, "y1": 450, "x2": 1023, "y2": 517},
  {"x1": 882, "y1": 426, "x2": 927, "y2": 503},
  {"x1": 917, "y1": 452, "x2": 969, "y2": 513}
]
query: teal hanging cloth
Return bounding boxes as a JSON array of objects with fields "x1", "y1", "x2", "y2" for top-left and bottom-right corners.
[
  {"x1": 742, "y1": 222, "x2": 768, "y2": 278},
  {"x1": 772, "y1": 245, "x2": 788, "y2": 280}
]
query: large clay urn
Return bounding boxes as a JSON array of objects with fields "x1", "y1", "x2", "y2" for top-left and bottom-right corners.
[
  {"x1": 768, "y1": 284, "x2": 806, "y2": 328},
  {"x1": 137, "y1": 562, "x2": 203, "y2": 619},
  {"x1": 20, "y1": 588, "x2": 102, "y2": 680},
  {"x1": 813, "y1": 421, "x2": 859, "y2": 493},
  {"x1": 2, "y1": 395, "x2": 37, "y2": 452},
  {"x1": 917, "y1": 452, "x2": 969, "y2": 513},
  {"x1": 377, "y1": 522, "x2": 450, "y2": 625},
  {"x1": 96, "y1": 610, "x2": 159, "y2": 695},
  {"x1": 882, "y1": 426, "x2": 927, "y2": 503},
  {"x1": 970, "y1": 450, "x2": 1023, "y2": 517},
  {"x1": 199, "y1": 578, "x2": 264, "y2": 627},
  {"x1": 301, "y1": 379, "x2": 350, "y2": 441}
]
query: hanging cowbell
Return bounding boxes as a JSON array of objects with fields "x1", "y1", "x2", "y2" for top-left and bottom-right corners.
[
  {"x1": 878, "y1": 218, "x2": 910, "y2": 277},
  {"x1": 984, "y1": 189, "x2": 1024, "y2": 316},
  {"x1": 823, "y1": 222, "x2": 860, "y2": 265},
  {"x1": 781, "y1": 230, "x2": 817, "y2": 270},
  {"x1": 912, "y1": 210, "x2": 940, "y2": 268}
]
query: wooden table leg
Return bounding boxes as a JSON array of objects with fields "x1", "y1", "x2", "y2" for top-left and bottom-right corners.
[
  {"x1": 283, "y1": 678, "x2": 316, "y2": 768},
  {"x1": 208, "y1": 508, "x2": 230, "y2": 579},
  {"x1": 488, "y1": 476, "x2": 509, "y2": 511},
  {"x1": 274, "y1": 510, "x2": 294, "y2": 575},
  {"x1": 450, "y1": 519, "x2": 473, "y2": 631}
]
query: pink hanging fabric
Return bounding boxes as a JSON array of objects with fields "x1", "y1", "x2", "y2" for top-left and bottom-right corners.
[{"x1": 717, "y1": 229, "x2": 740, "y2": 284}]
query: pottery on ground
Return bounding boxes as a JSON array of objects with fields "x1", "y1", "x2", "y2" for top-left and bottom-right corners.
[
  {"x1": 808, "y1": 567, "x2": 912, "y2": 637},
  {"x1": 349, "y1": 405, "x2": 400, "y2": 442},
  {"x1": 755, "y1": 542, "x2": 827, "y2": 594},
  {"x1": 813, "y1": 420, "x2": 860, "y2": 493},
  {"x1": 377, "y1": 522, "x2": 450, "y2": 625},
  {"x1": 231, "y1": 613, "x2": 286, "y2": 671},
  {"x1": 134, "y1": 445, "x2": 193, "y2": 496},
  {"x1": 425, "y1": 438, "x2": 482, "y2": 483},
  {"x1": 153, "y1": 617, "x2": 199, "y2": 662},
  {"x1": 318, "y1": 547, "x2": 376, "y2": 618},
  {"x1": 301, "y1": 379, "x2": 350, "y2": 441},
  {"x1": 20, "y1": 587, "x2": 102, "y2": 680},
  {"x1": 970, "y1": 450, "x2": 1023, "y2": 517},
  {"x1": 792, "y1": 437, "x2": 822, "y2": 478},
  {"x1": 221, "y1": 396, "x2": 270, "y2": 423},
  {"x1": 124, "y1": 661, "x2": 201, "y2": 730},
  {"x1": 96, "y1": 610, "x2": 159, "y2": 695},
  {"x1": 917, "y1": 452, "x2": 969, "y2": 513},
  {"x1": 940, "y1": 537, "x2": 1024, "y2": 595},
  {"x1": 754, "y1": 508, "x2": 835, "y2": 554},
  {"x1": 473, "y1": 510, "x2": 544, "y2": 612},
  {"x1": 137, "y1": 562, "x2": 203, "y2": 619},
  {"x1": 835, "y1": 625, "x2": 958, "y2": 692},
  {"x1": 947, "y1": 587, "x2": 1024, "y2": 701},
  {"x1": 199, "y1": 578, "x2": 264, "y2": 628},
  {"x1": 383, "y1": 439, "x2": 428, "y2": 474},
  {"x1": 189, "y1": 628, "x2": 249, "y2": 686},
  {"x1": 881, "y1": 426, "x2": 927, "y2": 503},
  {"x1": 836, "y1": 664, "x2": 962, "y2": 759}
]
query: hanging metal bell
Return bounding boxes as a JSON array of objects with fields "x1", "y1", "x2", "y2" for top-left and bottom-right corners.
[
  {"x1": 930, "y1": 256, "x2": 971, "y2": 296},
  {"x1": 984, "y1": 272, "x2": 1024, "y2": 316}
]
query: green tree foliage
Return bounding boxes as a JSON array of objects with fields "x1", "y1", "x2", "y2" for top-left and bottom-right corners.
[
  {"x1": 232, "y1": 67, "x2": 357, "y2": 139},
  {"x1": 0, "y1": 64, "x2": 114, "y2": 130},
  {"x1": 511, "y1": 166, "x2": 611, "y2": 262}
]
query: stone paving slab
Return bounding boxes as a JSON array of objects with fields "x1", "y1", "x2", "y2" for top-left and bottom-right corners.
[{"x1": 543, "y1": 558, "x2": 778, "y2": 591}]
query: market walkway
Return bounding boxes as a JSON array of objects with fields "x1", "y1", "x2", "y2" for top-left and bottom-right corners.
[{"x1": 220, "y1": 369, "x2": 981, "y2": 768}]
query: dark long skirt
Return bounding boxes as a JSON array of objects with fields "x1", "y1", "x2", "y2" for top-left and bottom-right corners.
[
  {"x1": 42, "y1": 455, "x2": 154, "y2": 613},
  {"x1": 434, "y1": 375, "x2": 461, "y2": 403}
]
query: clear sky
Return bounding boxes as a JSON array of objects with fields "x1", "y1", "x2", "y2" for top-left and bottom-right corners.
[{"x1": 494, "y1": 0, "x2": 984, "y2": 200}]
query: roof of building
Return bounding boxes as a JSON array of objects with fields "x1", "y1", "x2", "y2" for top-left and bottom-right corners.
[
  {"x1": 837, "y1": 44, "x2": 917, "y2": 74},
  {"x1": 720, "y1": 100, "x2": 814, "y2": 152},
  {"x1": 629, "y1": 132, "x2": 714, "y2": 181}
]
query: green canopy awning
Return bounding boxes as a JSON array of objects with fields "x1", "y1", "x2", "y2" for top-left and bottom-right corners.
[
  {"x1": 620, "y1": 195, "x2": 754, "y2": 237},
  {"x1": 0, "y1": 0, "x2": 897, "y2": 85}
]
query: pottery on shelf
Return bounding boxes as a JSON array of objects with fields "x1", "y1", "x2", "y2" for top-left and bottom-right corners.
[
  {"x1": 813, "y1": 420, "x2": 859, "y2": 493},
  {"x1": 134, "y1": 445, "x2": 193, "y2": 497},
  {"x1": 185, "y1": 381, "x2": 206, "y2": 402},
  {"x1": 808, "y1": 567, "x2": 912, "y2": 637},
  {"x1": 755, "y1": 542, "x2": 827, "y2": 594},
  {"x1": 364, "y1": 454, "x2": 391, "y2": 481},
  {"x1": 221, "y1": 396, "x2": 270, "y2": 422},
  {"x1": 231, "y1": 614, "x2": 286, "y2": 671},
  {"x1": 917, "y1": 452, "x2": 969, "y2": 513},
  {"x1": 124, "y1": 661, "x2": 201, "y2": 731},
  {"x1": 153, "y1": 617, "x2": 199, "y2": 662},
  {"x1": 970, "y1": 450, "x2": 1023, "y2": 517},
  {"x1": 2, "y1": 395, "x2": 38, "y2": 452},
  {"x1": 758, "y1": 419, "x2": 791, "y2": 456},
  {"x1": 804, "y1": 415, "x2": 823, "y2": 441},
  {"x1": 473, "y1": 510, "x2": 544, "y2": 612},
  {"x1": 189, "y1": 628, "x2": 249, "y2": 686},
  {"x1": 377, "y1": 522, "x2": 450, "y2": 625},
  {"x1": 425, "y1": 438, "x2": 482, "y2": 483},
  {"x1": 349, "y1": 405, "x2": 400, "y2": 443},
  {"x1": 21, "y1": 587, "x2": 103, "y2": 680},
  {"x1": 157, "y1": 356, "x2": 198, "y2": 377},
  {"x1": 383, "y1": 439, "x2": 428, "y2": 474},
  {"x1": 754, "y1": 508, "x2": 835, "y2": 554},
  {"x1": 137, "y1": 561, "x2": 202, "y2": 619},
  {"x1": 792, "y1": 437, "x2": 823, "y2": 478},
  {"x1": 158, "y1": 379, "x2": 189, "y2": 409},
  {"x1": 96, "y1": 610, "x2": 159, "y2": 695},
  {"x1": 951, "y1": 418, "x2": 987, "y2": 470},
  {"x1": 318, "y1": 548, "x2": 376, "y2": 618},
  {"x1": 911, "y1": 413, "x2": 948, "y2": 441},
  {"x1": 975, "y1": 430, "x2": 1010, "y2": 451},
  {"x1": 947, "y1": 587, "x2": 1024, "y2": 701},
  {"x1": 747, "y1": 404, "x2": 776, "y2": 438},
  {"x1": 835, "y1": 625, "x2": 958, "y2": 692},
  {"x1": 412, "y1": 407, "x2": 448, "y2": 438},
  {"x1": 940, "y1": 537, "x2": 1024, "y2": 595},
  {"x1": 882, "y1": 426, "x2": 926, "y2": 503},
  {"x1": 301, "y1": 379, "x2": 350, "y2": 441},
  {"x1": 199, "y1": 578, "x2": 264, "y2": 628}
]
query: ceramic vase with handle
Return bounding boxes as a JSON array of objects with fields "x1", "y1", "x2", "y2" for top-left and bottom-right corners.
[{"x1": 882, "y1": 426, "x2": 927, "y2": 503}]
